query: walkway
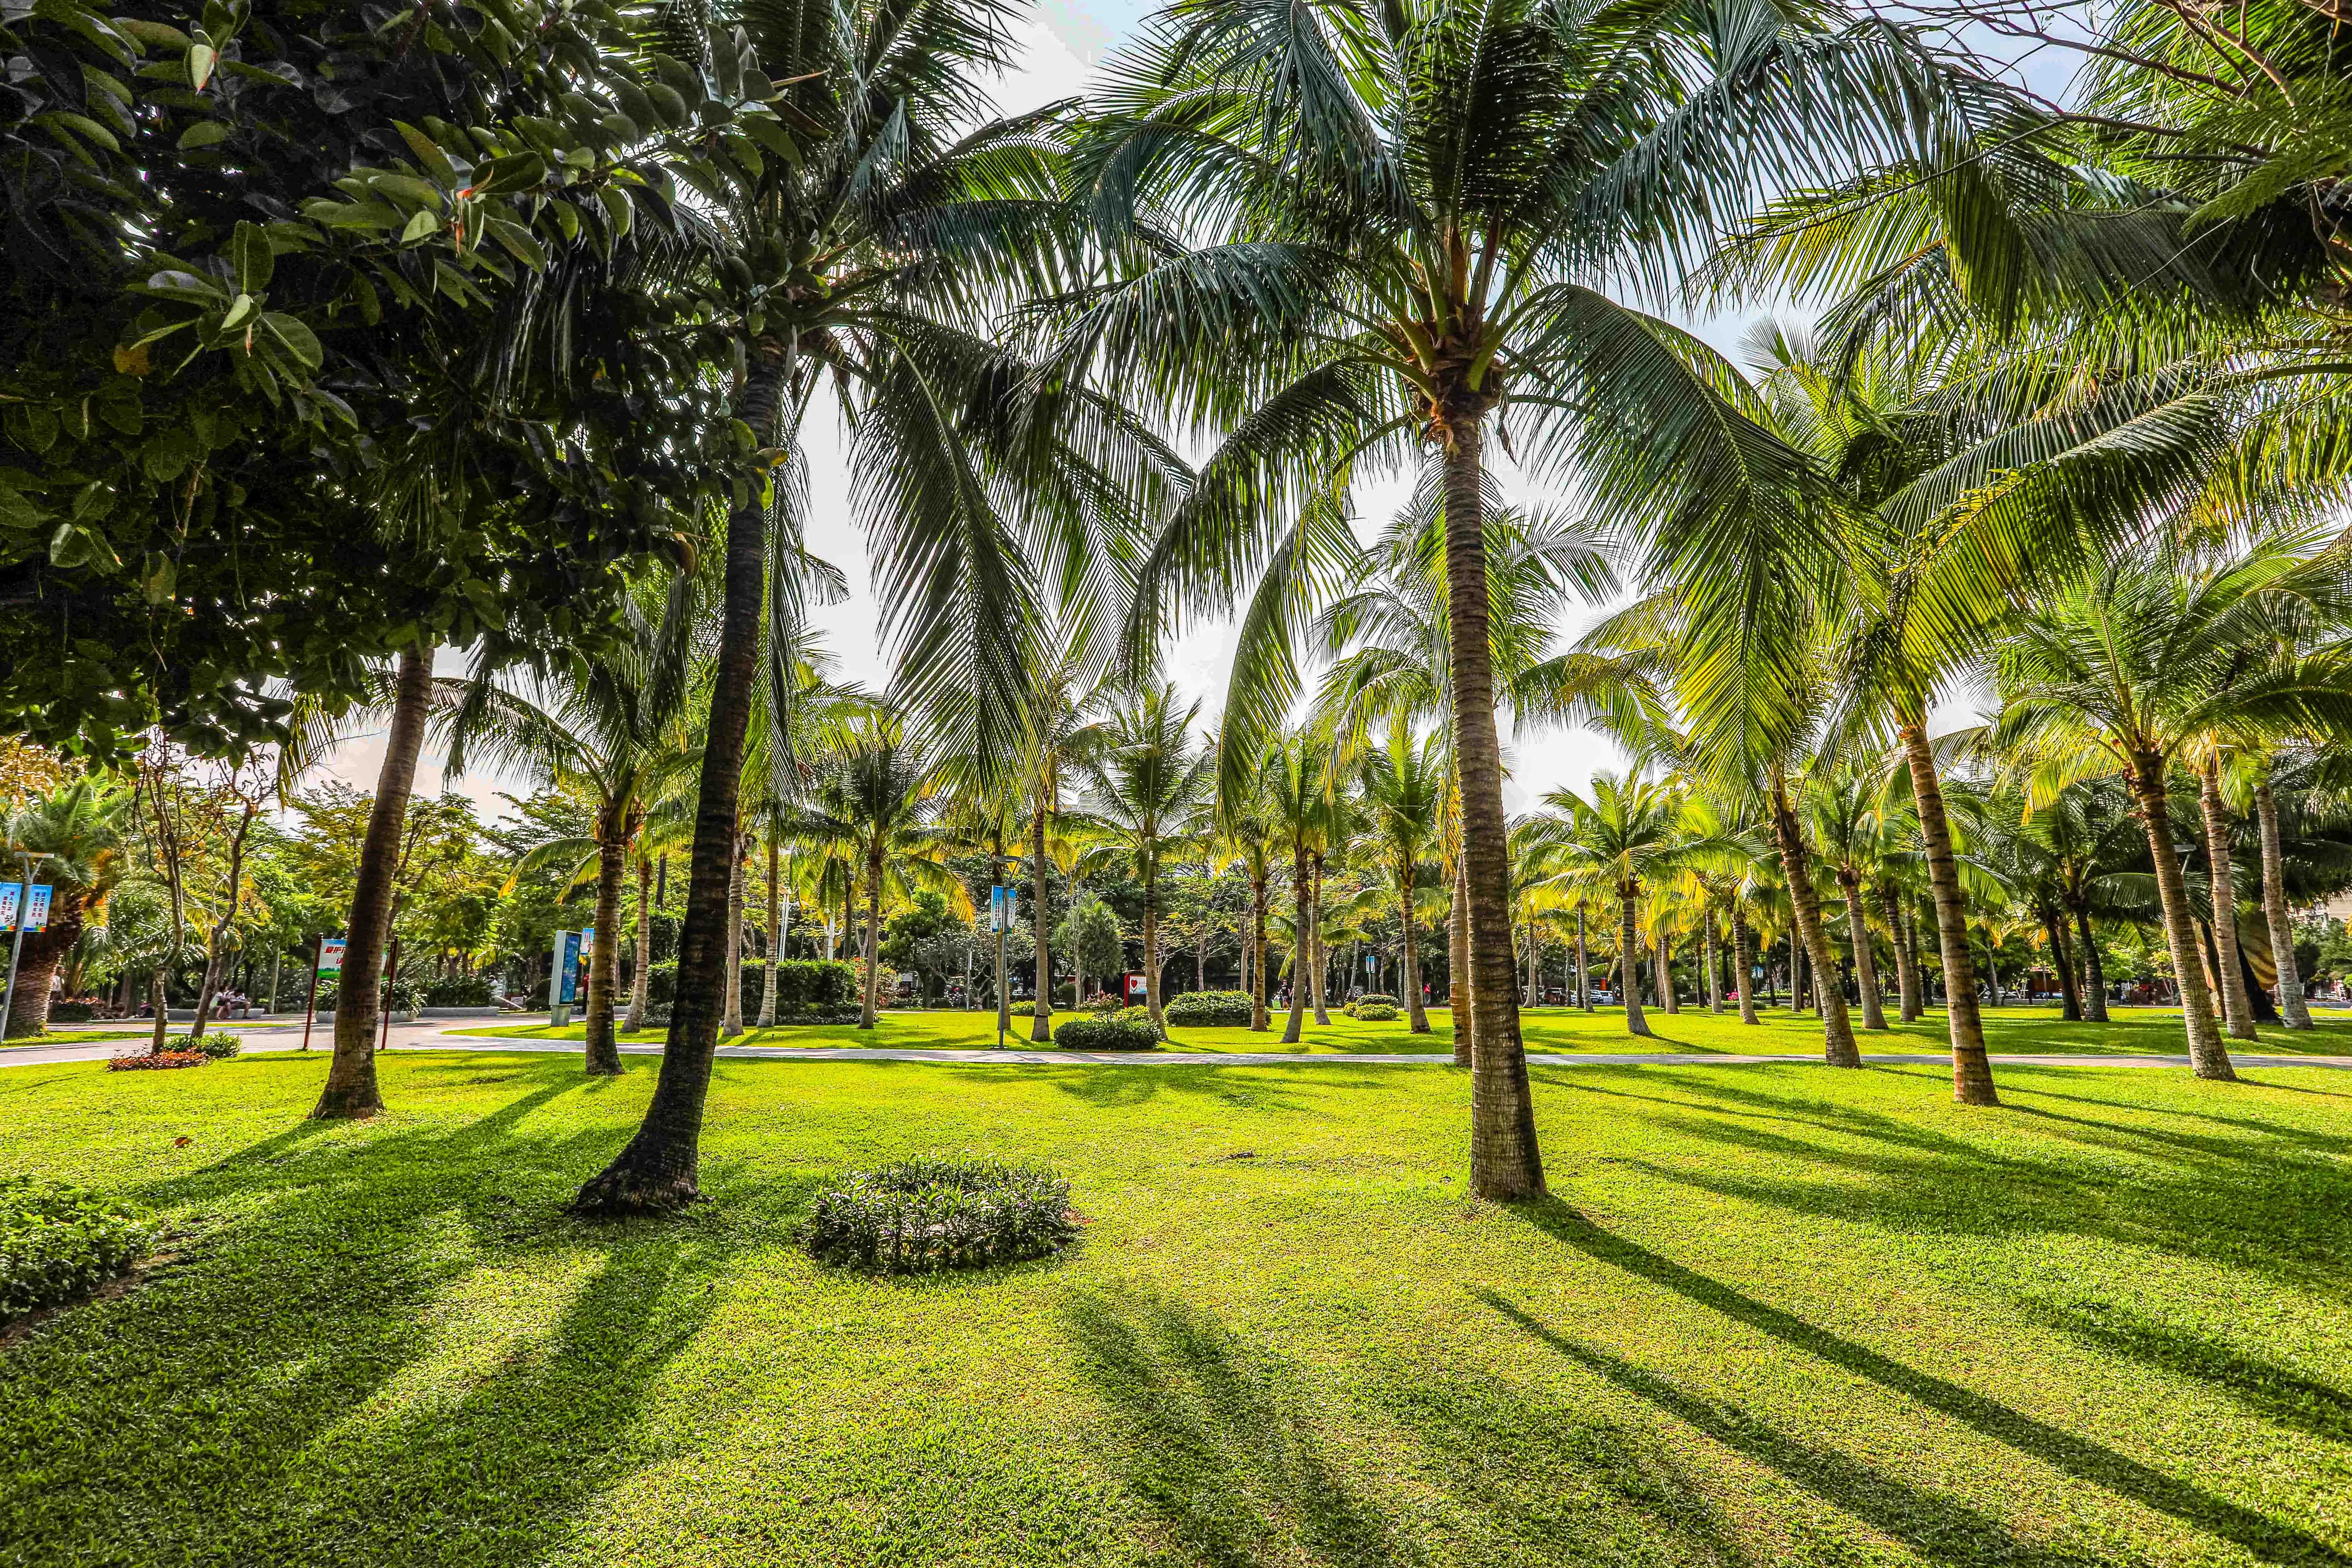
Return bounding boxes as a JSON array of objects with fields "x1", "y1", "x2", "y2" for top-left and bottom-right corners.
[{"x1": 5, "y1": 1018, "x2": 2347, "y2": 1072}]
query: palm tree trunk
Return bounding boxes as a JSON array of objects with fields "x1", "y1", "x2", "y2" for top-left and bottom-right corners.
[
  {"x1": 859, "y1": 844, "x2": 884, "y2": 1029},
  {"x1": 1280, "y1": 846, "x2": 1309, "y2": 1044},
  {"x1": 1249, "y1": 871, "x2": 1270, "y2": 1031},
  {"x1": 1840, "y1": 870, "x2": 1887, "y2": 1030},
  {"x1": 1896, "y1": 721, "x2": 1996, "y2": 1103},
  {"x1": 1310, "y1": 857, "x2": 1331, "y2": 1026},
  {"x1": 1401, "y1": 876, "x2": 1429, "y2": 1033},
  {"x1": 2198, "y1": 760, "x2": 2256, "y2": 1041},
  {"x1": 1144, "y1": 859, "x2": 1164, "y2": 1028},
  {"x1": 2070, "y1": 897, "x2": 2109, "y2": 1022},
  {"x1": 1880, "y1": 884, "x2": 1920, "y2": 1024},
  {"x1": 313, "y1": 638, "x2": 434, "y2": 1119},
  {"x1": 1768, "y1": 774, "x2": 1860, "y2": 1069},
  {"x1": 625, "y1": 853, "x2": 651, "y2": 1033},
  {"x1": 2126, "y1": 752, "x2": 2231, "y2": 1077},
  {"x1": 1703, "y1": 914, "x2": 1722, "y2": 1014},
  {"x1": 1030, "y1": 807, "x2": 1053, "y2": 1042},
  {"x1": 571, "y1": 353, "x2": 785, "y2": 1213},
  {"x1": 759, "y1": 834, "x2": 780, "y2": 1028},
  {"x1": 1658, "y1": 931, "x2": 1679, "y2": 1014},
  {"x1": 1732, "y1": 909, "x2": 1759, "y2": 1026},
  {"x1": 721, "y1": 827, "x2": 748, "y2": 1038},
  {"x1": 583, "y1": 816, "x2": 627, "y2": 1075},
  {"x1": 2039, "y1": 903, "x2": 2082, "y2": 1021},
  {"x1": 1789, "y1": 926, "x2": 1804, "y2": 1013},
  {"x1": 1449, "y1": 856, "x2": 1473, "y2": 1064},
  {"x1": 1619, "y1": 890, "x2": 1652, "y2": 1038},
  {"x1": 1576, "y1": 909, "x2": 1591, "y2": 1011},
  {"x1": 2254, "y1": 781, "x2": 2311, "y2": 1029}
]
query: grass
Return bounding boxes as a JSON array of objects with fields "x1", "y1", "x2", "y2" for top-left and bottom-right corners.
[
  {"x1": 4, "y1": 1045, "x2": 2351, "y2": 1566},
  {"x1": 4, "y1": 1028, "x2": 151, "y2": 1049},
  {"x1": 460, "y1": 1002, "x2": 2352, "y2": 1057}
]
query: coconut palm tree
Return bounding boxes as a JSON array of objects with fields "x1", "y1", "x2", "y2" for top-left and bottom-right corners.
[
  {"x1": 1535, "y1": 773, "x2": 1691, "y2": 1041},
  {"x1": 1061, "y1": 0, "x2": 1993, "y2": 1198},
  {"x1": 1257, "y1": 731, "x2": 1341, "y2": 1046},
  {"x1": 1996, "y1": 535, "x2": 2352, "y2": 1078},
  {"x1": 1355, "y1": 720, "x2": 1446, "y2": 1034},
  {"x1": 1071, "y1": 683, "x2": 1215, "y2": 1029},
  {"x1": 1, "y1": 780, "x2": 130, "y2": 1038},
  {"x1": 785, "y1": 721, "x2": 960, "y2": 1029}
]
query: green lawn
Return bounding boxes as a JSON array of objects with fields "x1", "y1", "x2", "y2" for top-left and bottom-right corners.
[
  {"x1": 461, "y1": 1002, "x2": 2352, "y2": 1057},
  {"x1": 4, "y1": 1047, "x2": 2350, "y2": 1565},
  {"x1": 3, "y1": 1027, "x2": 151, "y2": 1049}
]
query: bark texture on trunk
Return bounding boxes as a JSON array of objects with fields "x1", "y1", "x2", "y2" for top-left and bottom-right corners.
[
  {"x1": 1310, "y1": 858, "x2": 1330, "y2": 1026},
  {"x1": 1449, "y1": 856, "x2": 1472, "y2": 1065},
  {"x1": 859, "y1": 846, "x2": 883, "y2": 1029},
  {"x1": 2198, "y1": 762, "x2": 2256, "y2": 1041},
  {"x1": 572, "y1": 355, "x2": 783, "y2": 1213},
  {"x1": 1732, "y1": 910, "x2": 1759, "y2": 1025},
  {"x1": 1703, "y1": 916, "x2": 1721, "y2": 1014},
  {"x1": 3, "y1": 901, "x2": 85, "y2": 1039},
  {"x1": 1880, "y1": 883, "x2": 1921, "y2": 1024},
  {"x1": 1030, "y1": 808, "x2": 1053, "y2": 1042},
  {"x1": 1839, "y1": 870, "x2": 1887, "y2": 1030},
  {"x1": 1402, "y1": 877, "x2": 1429, "y2": 1033},
  {"x1": 1898, "y1": 722, "x2": 1997, "y2": 1103},
  {"x1": 1250, "y1": 871, "x2": 1270, "y2": 1032},
  {"x1": 2255, "y1": 782, "x2": 2310, "y2": 1029},
  {"x1": 1439, "y1": 419, "x2": 1542, "y2": 1200},
  {"x1": 759, "y1": 835, "x2": 780, "y2": 1027},
  {"x1": 1576, "y1": 910, "x2": 1591, "y2": 1012},
  {"x1": 1144, "y1": 861, "x2": 1164, "y2": 1028},
  {"x1": 313, "y1": 639, "x2": 433, "y2": 1119},
  {"x1": 625, "y1": 853, "x2": 651, "y2": 1033},
  {"x1": 583, "y1": 818, "x2": 627, "y2": 1075},
  {"x1": 1769, "y1": 779, "x2": 1859, "y2": 1068},
  {"x1": 2071, "y1": 899, "x2": 2109, "y2": 1022},
  {"x1": 2047, "y1": 904, "x2": 2083, "y2": 1020},
  {"x1": 722, "y1": 828, "x2": 748, "y2": 1038},
  {"x1": 1282, "y1": 847, "x2": 1309, "y2": 1044},
  {"x1": 1619, "y1": 889, "x2": 1651, "y2": 1038},
  {"x1": 2129, "y1": 754, "x2": 2232, "y2": 1078}
]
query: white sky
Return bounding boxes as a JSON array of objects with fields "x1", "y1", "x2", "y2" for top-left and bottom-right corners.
[{"x1": 321, "y1": 5, "x2": 2072, "y2": 818}]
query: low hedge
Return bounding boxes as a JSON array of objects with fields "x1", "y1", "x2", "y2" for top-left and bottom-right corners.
[
  {"x1": 1054, "y1": 1016, "x2": 1160, "y2": 1051},
  {"x1": 106, "y1": 1050, "x2": 206, "y2": 1071},
  {"x1": 0, "y1": 1176, "x2": 153, "y2": 1323},
  {"x1": 650, "y1": 958, "x2": 860, "y2": 1013},
  {"x1": 48, "y1": 1001, "x2": 94, "y2": 1023},
  {"x1": 1352, "y1": 1002, "x2": 1399, "y2": 1021},
  {"x1": 188, "y1": 1032, "x2": 241, "y2": 1059},
  {"x1": 1162, "y1": 990, "x2": 1254, "y2": 1028},
  {"x1": 805, "y1": 1158, "x2": 1077, "y2": 1273},
  {"x1": 1113, "y1": 1005, "x2": 1168, "y2": 1041},
  {"x1": 1346, "y1": 993, "x2": 1398, "y2": 1018}
]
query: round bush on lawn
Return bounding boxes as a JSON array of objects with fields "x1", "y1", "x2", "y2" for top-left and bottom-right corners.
[
  {"x1": 1352, "y1": 1002, "x2": 1399, "y2": 1020},
  {"x1": 1345, "y1": 993, "x2": 1397, "y2": 1018},
  {"x1": 1162, "y1": 990, "x2": 1254, "y2": 1027},
  {"x1": 805, "y1": 1158, "x2": 1077, "y2": 1273},
  {"x1": 189, "y1": 1031, "x2": 241, "y2": 1059},
  {"x1": 1, "y1": 1176, "x2": 154, "y2": 1324},
  {"x1": 1054, "y1": 1016, "x2": 1160, "y2": 1051}
]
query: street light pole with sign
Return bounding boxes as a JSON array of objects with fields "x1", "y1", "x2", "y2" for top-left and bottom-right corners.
[{"x1": 0, "y1": 855, "x2": 53, "y2": 1038}]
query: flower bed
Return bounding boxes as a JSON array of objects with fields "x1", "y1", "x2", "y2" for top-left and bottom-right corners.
[
  {"x1": 106, "y1": 1050, "x2": 207, "y2": 1071},
  {"x1": 804, "y1": 1158, "x2": 1077, "y2": 1273}
]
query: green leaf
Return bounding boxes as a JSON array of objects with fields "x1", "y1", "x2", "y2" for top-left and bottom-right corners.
[
  {"x1": 187, "y1": 41, "x2": 216, "y2": 91},
  {"x1": 594, "y1": 186, "x2": 632, "y2": 239},
  {"x1": 393, "y1": 120, "x2": 458, "y2": 182},
  {"x1": 49, "y1": 521, "x2": 122, "y2": 572},
  {"x1": 140, "y1": 551, "x2": 177, "y2": 604},
  {"x1": 258, "y1": 313, "x2": 322, "y2": 370},
  {"x1": 369, "y1": 173, "x2": 445, "y2": 210},
  {"x1": 0, "y1": 483, "x2": 48, "y2": 530},
  {"x1": 483, "y1": 217, "x2": 546, "y2": 269},
  {"x1": 141, "y1": 428, "x2": 201, "y2": 481},
  {"x1": 231, "y1": 220, "x2": 274, "y2": 293},
  {"x1": 399, "y1": 208, "x2": 438, "y2": 243},
  {"x1": 177, "y1": 118, "x2": 231, "y2": 149},
  {"x1": 219, "y1": 293, "x2": 256, "y2": 332},
  {"x1": 475, "y1": 151, "x2": 544, "y2": 194}
]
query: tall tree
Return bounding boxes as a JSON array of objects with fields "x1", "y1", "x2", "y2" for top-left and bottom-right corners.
[
  {"x1": 1355, "y1": 721, "x2": 1447, "y2": 1034},
  {"x1": 1538, "y1": 773, "x2": 1690, "y2": 1040},
  {"x1": 1072, "y1": 684, "x2": 1214, "y2": 1029}
]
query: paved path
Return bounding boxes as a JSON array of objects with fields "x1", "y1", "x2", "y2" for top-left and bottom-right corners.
[{"x1": 6, "y1": 1019, "x2": 2348, "y2": 1073}]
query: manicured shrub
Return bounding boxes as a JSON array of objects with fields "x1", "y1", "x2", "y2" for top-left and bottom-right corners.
[
  {"x1": 48, "y1": 1001, "x2": 94, "y2": 1023},
  {"x1": 1113, "y1": 1005, "x2": 1168, "y2": 1041},
  {"x1": 1054, "y1": 1016, "x2": 1160, "y2": 1051},
  {"x1": 1346, "y1": 993, "x2": 1397, "y2": 1017},
  {"x1": 804, "y1": 1158, "x2": 1077, "y2": 1273},
  {"x1": 423, "y1": 975, "x2": 493, "y2": 1006},
  {"x1": 0, "y1": 1176, "x2": 154, "y2": 1323},
  {"x1": 105, "y1": 1050, "x2": 206, "y2": 1071},
  {"x1": 1352, "y1": 1002, "x2": 1399, "y2": 1021},
  {"x1": 1163, "y1": 990, "x2": 1254, "y2": 1027},
  {"x1": 768, "y1": 1004, "x2": 863, "y2": 1026},
  {"x1": 188, "y1": 1032, "x2": 242, "y2": 1059}
]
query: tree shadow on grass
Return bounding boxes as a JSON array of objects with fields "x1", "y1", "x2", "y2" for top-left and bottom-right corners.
[
  {"x1": 2025, "y1": 1295, "x2": 2352, "y2": 1449},
  {"x1": 1061, "y1": 1288, "x2": 1754, "y2": 1567},
  {"x1": 1508, "y1": 1198, "x2": 2351, "y2": 1567},
  {"x1": 1602, "y1": 1072, "x2": 2352, "y2": 1294},
  {"x1": 1477, "y1": 1290, "x2": 2120, "y2": 1567},
  {"x1": 0, "y1": 1057, "x2": 780, "y2": 1568},
  {"x1": 976, "y1": 1063, "x2": 1365, "y2": 1112}
]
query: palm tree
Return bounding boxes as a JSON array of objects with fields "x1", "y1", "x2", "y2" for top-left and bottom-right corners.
[
  {"x1": 1801, "y1": 759, "x2": 1910, "y2": 1031},
  {"x1": 1064, "y1": 0, "x2": 1986, "y2": 1198},
  {"x1": 1537, "y1": 773, "x2": 1690, "y2": 1041},
  {"x1": 787, "y1": 722, "x2": 958, "y2": 1030},
  {"x1": 1258, "y1": 732, "x2": 1339, "y2": 1046},
  {"x1": 1015, "y1": 641, "x2": 1111, "y2": 1041},
  {"x1": 1214, "y1": 770, "x2": 1281, "y2": 1032},
  {"x1": 570, "y1": 0, "x2": 1166, "y2": 1209},
  {"x1": 1072, "y1": 683, "x2": 1215, "y2": 1029},
  {"x1": 1996, "y1": 536, "x2": 2352, "y2": 1078},
  {"x1": 1, "y1": 780, "x2": 129, "y2": 1038},
  {"x1": 1355, "y1": 720, "x2": 1446, "y2": 1033}
]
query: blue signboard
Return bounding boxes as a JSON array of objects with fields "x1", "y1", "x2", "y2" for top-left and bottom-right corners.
[{"x1": 554, "y1": 930, "x2": 584, "y2": 1005}]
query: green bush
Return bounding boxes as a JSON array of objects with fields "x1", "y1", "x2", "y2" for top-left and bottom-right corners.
[
  {"x1": 0, "y1": 1176, "x2": 153, "y2": 1323},
  {"x1": 1113, "y1": 1005, "x2": 1168, "y2": 1041},
  {"x1": 1163, "y1": 990, "x2": 1254, "y2": 1027},
  {"x1": 804, "y1": 1158, "x2": 1077, "y2": 1273},
  {"x1": 1347, "y1": 993, "x2": 1397, "y2": 1017},
  {"x1": 1352, "y1": 1002, "x2": 1399, "y2": 1021},
  {"x1": 1054, "y1": 1016, "x2": 1160, "y2": 1051},
  {"x1": 423, "y1": 974, "x2": 493, "y2": 1006},
  {"x1": 188, "y1": 1032, "x2": 242, "y2": 1059},
  {"x1": 647, "y1": 958, "x2": 858, "y2": 1012},
  {"x1": 48, "y1": 1001, "x2": 94, "y2": 1023}
]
